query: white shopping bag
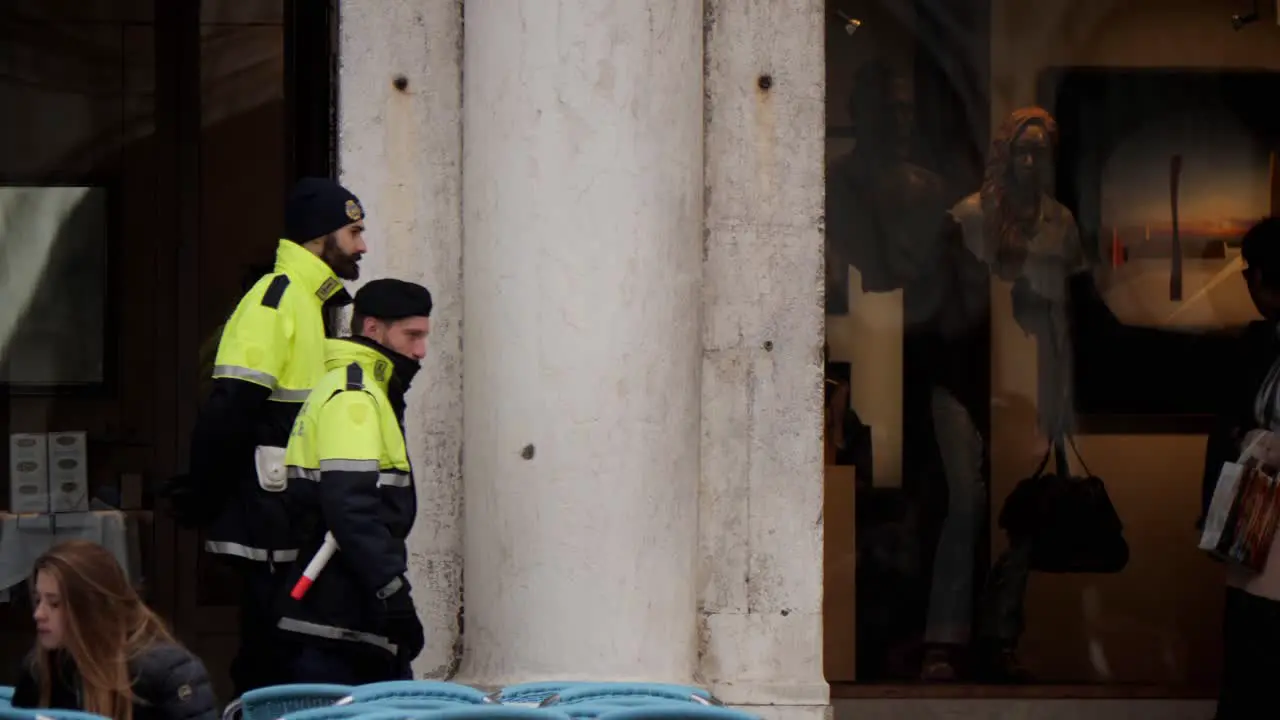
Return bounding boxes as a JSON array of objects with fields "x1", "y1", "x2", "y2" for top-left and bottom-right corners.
[
  {"x1": 1199, "y1": 430, "x2": 1280, "y2": 572},
  {"x1": 1200, "y1": 460, "x2": 1244, "y2": 555}
]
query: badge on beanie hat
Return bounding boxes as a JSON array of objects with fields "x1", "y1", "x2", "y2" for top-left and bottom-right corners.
[{"x1": 345, "y1": 199, "x2": 363, "y2": 222}]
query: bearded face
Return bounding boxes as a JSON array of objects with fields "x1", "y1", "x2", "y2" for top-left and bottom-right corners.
[{"x1": 321, "y1": 226, "x2": 364, "y2": 280}]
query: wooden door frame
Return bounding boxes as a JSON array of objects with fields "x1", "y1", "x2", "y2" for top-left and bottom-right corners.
[
  {"x1": 164, "y1": 0, "x2": 338, "y2": 642},
  {"x1": 285, "y1": 0, "x2": 339, "y2": 183},
  {"x1": 152, "y1": 0, "x2": 201, "y2": 632}
]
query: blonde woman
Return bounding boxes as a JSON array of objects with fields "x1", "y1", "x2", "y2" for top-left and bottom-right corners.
[{"x1": 11, "y1": 540, "x2": 217, "y2": 720}]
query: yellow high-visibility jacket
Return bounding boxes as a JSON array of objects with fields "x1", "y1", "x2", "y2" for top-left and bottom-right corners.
[
  {"x1": 184, "y1": 239, "x2": 349, "y2": 564},
  {"x1": 278, "y1": 337, "x2": 416, "y2": 659}
]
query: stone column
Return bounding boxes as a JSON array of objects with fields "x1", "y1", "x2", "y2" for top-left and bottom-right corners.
[
  {"x1": 700, "y1": 1, "x2": 830, "y2": 718},
  {"x1": 455, "y1": 0, "x2": 705, "y2": 686},
  {"x1": 337, "y1": 0, "x2": 465, "y2": 679}
]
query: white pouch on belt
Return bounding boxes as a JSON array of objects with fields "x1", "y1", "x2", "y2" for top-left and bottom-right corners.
[{"x1": 254, "y1": 445, "x2": 288, "y2": 493}]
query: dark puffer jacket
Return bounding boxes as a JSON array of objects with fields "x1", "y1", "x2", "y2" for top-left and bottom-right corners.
[{"x1": 12, "y1": 643, "x2": 217, "y2": 720}]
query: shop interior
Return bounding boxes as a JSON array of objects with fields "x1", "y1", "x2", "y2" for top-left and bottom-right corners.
[
  {"x1": 0, "y1": 0, "x2": 333, "y2": 701},
  {"x1": 822, "y1": 0, "x2": 1280, "y2": 696}
]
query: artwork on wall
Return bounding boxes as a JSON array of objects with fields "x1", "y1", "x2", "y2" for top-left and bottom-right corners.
[
  {"x1": 1095, "y1": 106, "x2": 1268, "y2": 333},
  {"x1": 1042, "y1": 68, "x2": 1280, "y2": 429},
  {"x1": 0, "y1": 184, "x2": 110, "y2": 390}
]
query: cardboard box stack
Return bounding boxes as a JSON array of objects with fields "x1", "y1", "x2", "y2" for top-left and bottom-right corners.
[
  {"x1": 9, "y1": 433, "x2": 50, "y2": 514},
  {"x1": 8, "y1": 431, "x2": 90, "y2": 514},
  {"x1": 48, "y1": 432, "x2": 89, "y2": 513}
]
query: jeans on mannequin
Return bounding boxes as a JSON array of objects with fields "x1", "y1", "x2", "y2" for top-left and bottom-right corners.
[
  {"x1": 977, "y1": 537, "x2": 1033, "y2": 643},
  {"x1": 922, "y1": 385, "x2": 1032, "y2": 670},
  {"x1": 923, "y1": 386, "x2": 986, "y2": 645}
]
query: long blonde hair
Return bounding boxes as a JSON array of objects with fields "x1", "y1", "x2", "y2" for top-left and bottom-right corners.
[
  {"x1": 980, "y1": 106, "x2": 1059, "y2": 279},
  {"x1": 32, "y1": 540, "x2": 176, "y2": 720}
]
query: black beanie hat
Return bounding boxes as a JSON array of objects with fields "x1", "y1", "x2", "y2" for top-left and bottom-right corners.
[
  {"x1": 354, "y1": 279, "x2": 434, "y2": 320},
  {"x1": 285, "y1": 177, "x2": 365, "y2": 243}
]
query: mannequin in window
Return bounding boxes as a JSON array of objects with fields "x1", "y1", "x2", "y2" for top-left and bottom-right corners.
[{"x1": 920, "y1": 107, "x2": 1088, "y2": 682}]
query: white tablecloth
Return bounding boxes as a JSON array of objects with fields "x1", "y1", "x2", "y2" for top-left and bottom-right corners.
[{"x1": 0, "y1": 510, "x2": 139, "y2": 600}]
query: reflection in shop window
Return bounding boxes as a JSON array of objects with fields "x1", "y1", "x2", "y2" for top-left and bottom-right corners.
[
  {"x1": 0, "y1": 186, "x2": 108, "y2": 388},
  {"x1": 822, "y1": 0, "x2": 1280, "y2": 692}
]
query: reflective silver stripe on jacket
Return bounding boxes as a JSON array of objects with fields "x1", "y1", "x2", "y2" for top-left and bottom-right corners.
[
  {"x1": 212, "y1": 365, "x2": 277, "y2": 388},
  {"x1": 269, "y1": 387, "x2": 310, "y2": 402},
  {"x1": 291, "y1": 464, "x2": 410, "y2": 488},
  {"x1": 288, "y1": 466, "x2": 320, "y2": 482},
  {"x1": 377, "y1": 576, "x2": 404, "y2": 599},
  {"x1": 277, "y1": 617, "x2": 398, "y2": 655},
  {"x1": 204, "y1": 541, "x2": 299, "y2": 563},
  {"x1": 376, "y1": 472, "x2": 410, "y2": 488},
  {"x1": 320, "y1": 458, "x2": 380, "y2": 473}
]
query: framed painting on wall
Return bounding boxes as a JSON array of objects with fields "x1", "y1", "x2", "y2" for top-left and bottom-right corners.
[
  {"x1": 1042, "y1": 67, "x2": 1280, "y2": 431},
  {"x1": 0, "y1": 183, "x2": 112, "y2": 393}
]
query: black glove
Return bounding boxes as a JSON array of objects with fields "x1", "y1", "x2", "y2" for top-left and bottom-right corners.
[{"x1": 382, "y1": 581, "x2": 425, "y2": 662}]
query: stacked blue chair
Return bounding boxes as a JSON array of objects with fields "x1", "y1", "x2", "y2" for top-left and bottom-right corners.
[
  {"x1": 553, "y1": 701, "x2": 729, "y2": 720},
  {"x1": 557, "y1": 704, "x2": 757, "y2": 720},
  {"x1": 0, "y1": 687, "x2": 12, "y2": 708},
  {"x1": 222, "y1": 683, "x2": 354, "y2": 720},
  {"x1": 365, "y1": 698, "x2": 472, "y2": 712},
  {"x1": 490, "y1": 682, "x2": 588, "y2": 706},
  {"x1": 277, "y1": 706, "x2": 370, "y2": 720},
  {"x1": 541, "y1": 685, "x2": 719, "y2": 708},
  {"x1": 558, "y1": 704, "x2": 666, "y2": 719},
  {"x1": 318, "y1": 713, "x2": 439, "y2": 720},
  {"x1": 594, "y1": 707, "x2": 758, "y2": 720},
  {"x1": 281, "y1": 707, "x2": 487, "y2": 720},
  {"x1": 405, "y1": 708, "x2": 573, "y2": 720},
  {"x1": 534, "y1": 683, "x2": 740, "y2": 720},
  {"x1": 0, "y1": 711, "x2": 110, "y2": 720},
  {"x1": 225, "y1": 679, "x2": 749, "y2": 720},
  {"x1": 285, "y1": 707, "x2": 572, "y2": 720},
  {"x1": 340, "y1": 681, "x2": 492, "y2": 707}
]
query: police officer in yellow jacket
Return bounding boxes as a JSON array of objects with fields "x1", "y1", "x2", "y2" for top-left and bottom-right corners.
[
  {"x1": 168, "y1": 177, "x2": 368, "y2": 694},
  {"x1": 278, "y1": 279, "x2": 432, "y2": 684}
]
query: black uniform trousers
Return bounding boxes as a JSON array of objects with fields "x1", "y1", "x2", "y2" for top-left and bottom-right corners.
[
  {"x1": 230, "y1": 562, "x2": 292, "y2": 695},
  {"x1": 290, "y1": 643, "x2": 412, "y2": 685}
]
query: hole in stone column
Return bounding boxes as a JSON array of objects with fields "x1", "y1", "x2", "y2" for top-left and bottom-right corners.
[
  {"x1": 763, "y1": 340, "x2": 774, "y2": 351},
  {"x1": 757, "y1": 74, "x2": 773, "y2": 90},
  {"x1": 393, "y1": 75, "x2": 409, "y2": 92},
  {"x1": 520, "y1": 444, "x2": 536, "y2": 460}
]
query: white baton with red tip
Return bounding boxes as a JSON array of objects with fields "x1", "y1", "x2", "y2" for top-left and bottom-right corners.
[{"x1": 290, "y1": 532, "x2": 338, "y2": 600}]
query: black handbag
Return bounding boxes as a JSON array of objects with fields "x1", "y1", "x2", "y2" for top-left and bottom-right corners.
[{"x1": 998, "y1": 437, "x2": 1130, "y2": 574}]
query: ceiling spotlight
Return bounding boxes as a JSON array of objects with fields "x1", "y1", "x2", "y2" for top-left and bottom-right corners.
[
  {"x1": 1232, "y1": 0, "x2": 1260, "y2": 30},
  {"x1": 1232, "y1": 11, "x2": 1259, "y2": 29},
  {"x1": 836, "y1": 10, "x2": 862, "y2": 36}
]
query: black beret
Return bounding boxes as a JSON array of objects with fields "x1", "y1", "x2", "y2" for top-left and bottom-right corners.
[
  {"x1": 285, "y1": 177, "x2": 365, "y2": 243},
  {"x1": 354, "y1": 279, "x2": 433, "y2": 320}
]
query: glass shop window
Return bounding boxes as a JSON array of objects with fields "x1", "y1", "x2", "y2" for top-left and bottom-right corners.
[{"x1": 823, "y1": 0, "x2": 1279, "y2": 694}]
